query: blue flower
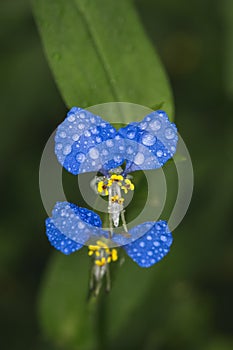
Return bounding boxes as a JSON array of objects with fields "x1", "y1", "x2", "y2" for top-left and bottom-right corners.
[
  {"x1": 55, "y1": 107, "x2": 177, "y2": 175},
  {"x1": 45, "y1": 107, "x2": 177, "y2": 293},
  {"x1": 46, "y1": 201, "x2": 173, "y2": 268},
  {"x1": 54, "y1": 107, "x2": 178, "y2": 231}
]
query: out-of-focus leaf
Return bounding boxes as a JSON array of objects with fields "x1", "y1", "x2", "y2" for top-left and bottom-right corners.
[
  {"x1": 32, "y1": 0, "x2": 174, "y2": 117},
  {"x1": 38, "y1": 250, "x2": 98, "y2": 350}
]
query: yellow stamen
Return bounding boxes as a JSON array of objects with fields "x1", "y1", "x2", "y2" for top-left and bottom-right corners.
[
  {"x1": 111, "y1": 249, "x2": 118, "y2": 262},
  {"x1": 97, "y1": 181, "x2": 109, "y2": 195},
  {"x1": 96, "y1": 240, "x2": 108, "y2": 249},
  {"x1": 121, "y1": 186, "x2": 128, "y2": 194},
  {"x1": 111, "y1": 195, "x2": 119, "y2": 202},
  {"x1": 118, "y1": 197, "x2": 125, "y2": 205},
  {"x1": 95, "y1": 257, "x2": 107, "y2": 266},
  {"x1": 110, "y1": 174, "x2": 123, "y2": 182}
]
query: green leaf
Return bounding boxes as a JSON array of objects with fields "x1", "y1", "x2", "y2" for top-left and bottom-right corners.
[
  {"x1": 32, "y1": 0, "x2": 174, "y2": 116},
  {"x1": 38, "y1": 250, "x2": 98, "y2": 350}
]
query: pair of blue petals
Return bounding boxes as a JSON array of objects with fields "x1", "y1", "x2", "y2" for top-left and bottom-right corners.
[{"x1": 46, "y1": 107, "x2": 177, "y2": 267}]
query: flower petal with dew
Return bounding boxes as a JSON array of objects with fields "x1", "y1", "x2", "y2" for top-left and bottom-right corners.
[
  {"x1": 55, "y1": 107, "x2": 177, "y2": 175},
  {"x1": 45, "y1": 202, "x2": 173, "y2": 268}
]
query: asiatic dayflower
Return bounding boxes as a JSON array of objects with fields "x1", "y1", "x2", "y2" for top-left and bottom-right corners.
[
  {"x1": 45, "y1": 107, "x2": 178, "y2": 294},
  {"x1": 46, "y1": 201, "x2": 173, "y2": 293}
]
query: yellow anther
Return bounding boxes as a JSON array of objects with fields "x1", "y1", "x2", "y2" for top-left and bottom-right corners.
[
  {"x1": 121, "y1": 186, "x2": 128, "y2": 194},
  {"x1": 111, "y1": 195, "x2": 119, "y2": 202},
  {"x1": 97, "y1": 181, "x2": 109, "y2": 195},
  {"x1": 111, "y1": 249, "x2": 118, "y2": 262},
  {"x1": 95, "y1": 257, "x2": 107, "y2": 266},
  {"x1": 107, "y1": 179, "x2": 113, "y2": 187},
  {"x1": 88, "y1": 244, "x2": 99, "y2": 251},
  {"x1": 96, "y1": 240, "x2": 108, "y2": 249},
  {"x1": 110, "y1": 174, "x2": 123, "y2": 182},
  {"x1": 125, "y1": 179, "x2": 134, "y2": 190},
  {"x1": 118, "y1": 197, "x2": 124, "y2": 205},
  {"x1": 88, "y1": 240, "x2": 118, "y2": 266}
]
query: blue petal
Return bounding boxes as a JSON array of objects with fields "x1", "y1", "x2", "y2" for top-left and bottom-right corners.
[
  {"x1": 55, "y1": 107, "x2": 124, "y2": 174},
  {"x1": 123, "y1": 221, "x2": 173, "y2": 267},
  {"x1": 46, "y1": 218, "x2": 83, "y2": 255},
  {"x1": 118, "y1": 110, "x2": 178, "y2": 172},
  {"x1": 45, "y1": 202, "x2": 104, "y2": 252}
]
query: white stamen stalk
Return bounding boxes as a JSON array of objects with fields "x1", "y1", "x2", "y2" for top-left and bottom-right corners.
[{"x1": 108, "y1": 182, "x2": 123, "y2": 227}]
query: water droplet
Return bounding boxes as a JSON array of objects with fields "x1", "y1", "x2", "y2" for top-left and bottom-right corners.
[
  {"x1": 59, "y1": 131, "x2": 66, "y2": 138},
  {"x1": 149, "y1": 119, "x2": 161, "y2": 131},
  {"x1": 106, "y1": 139, "x2": 114, "y2": 147},
  {"x1": 78, "y1": 123, "x2": 85, "y2": 130},
  {"x1": 76, "y1": 152, "x2": 85, "y2": 163},
  {"x1": 102, "y1": 149, "x2": 109, "y2": 156},
  {"x1": 96, "y1": 136, "x2": 102, "y2": 143},
  {"x1": 63, "y1": 144, "x2": 71, "y2": 155},
  {"x1": 79, "y1": 112, "x2": 86, "y2": 119},
  {"x1": 91, "y1": 127, "x2": 98, "y2": 134},
  {"x1": 165, "y1": 127, "x2": 175, "y2": 139},
  {"x1": 78, "y1": 222, "x2": 85, "y2": 229},
  {"x1": 153, "y1": 241, "x2": 160, "y2": 247},
  {"x1": 114, "y1": 155, "x2": 122, "y2": 162},
  {"x1": 134, "y1": 152, "x2": 145, "y2": 165},
  {"x1": 56, "y1": 143, "x2": 62, "y2": 150},
  {"x1": 146, "y1": 235, "x2": 152, "y2": 240},
  {"x1": 160, "y1": 235, "x2": 167, "y2": 242},
  {"x1": 84, "y1": 130, "x2": 91, "y2": 137},
  {"x1": 126, "y1": 146, "x2": 134, "y2": 154},
  {"x1": 72, "y1": 134, "x2": 79, "y2": 141},
  {"x1": 156, "y1": 150, "x2": 163, "y2": 157},
  {"x1": 139, "y1": 241, "x2": 145, "y2": 247},
  {"x1": 89, "y1": 147, "x2": 99, "y2": 159},
  {"x1": 67, "y1": 115, "x2": 75, "y2": 122},
  {"x1": 139, "y1": 122, "x2": 147, "y2": 130},
  {"x1": 141, "y1": 132, "x2": 156, "y2": 146},
  {"x1": 127, "y1": 130, "x2": 136, "y2": 139},
  {"x1": 147, "y1": 251, "x2": 153, "y2": 256}
]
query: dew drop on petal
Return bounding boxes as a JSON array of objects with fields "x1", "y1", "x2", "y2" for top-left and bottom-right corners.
[
  {"x1": 84, "y1": 130, "x2": 91, "y2": 137},
  {"x1": 101, "y1": 149, "x2": 109, "y2": 156},
  {"x1": 156, "y1": 150, "x2": 163, "y2": 157},
  {"x1": 89, "y1": 147, "x2": 99, "y2": 159},
  {"x1": 106, "y1": 139, "x2": 114, "y2": 147},
  {"x1": 142, "y1": 132, "x2": 156, "y2": 146},
  {"x1": 78, "y1": 222, "x2": 85, "y2": 229},
  {"x1": 59, "y1": 131, "x2": 66, "y2": 138},
  {"x1": 165, "y1": 127, "x2": 175, "y2": 139},
  {"x1": 139, "y1": 121, "x2": 147, "y2": 130},
  {"x1": 63, "y1": 144, "x2": 71, "y2": 155},
  {"x1": 72, "y1": 134, "x2": 79, "y2": 141},
  {"x1": 78, "y1": 123, "x2": 85, "y2": 130},
  {"x1": 160, "y1": 235, "x2": 167, "y2": 242},
  {"x1": 139, "y1": 241, "x2": 145, "y2": 248},
  {"x1": 67, "y1": 115, "x2": 75, "y2": 122},
  {"x1": 134, "y1": 152, "x2": 145, "y2": 165},
  {"x1": 56, "y1": 143, "x2": 63, "y2": 150},
  {"x1": 76, "y1": 152, "x2": 85, "y2": 163},
  {"x1": 127, "y1": 130, "x2": 136, "y2": 139},
  {"x1": 146, "y1": 235, "x2": 152, "y2": 240},
  {"x1": 149, "y1": 119, "x2": 161, "y2": 131},
  {"x1": 127, "y1": 146, "x2": 134, "y2": 154}
]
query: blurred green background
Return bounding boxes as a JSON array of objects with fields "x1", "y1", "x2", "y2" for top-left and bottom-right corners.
[{"x1": 0, "y1": 0, "x2": 233, "y2": 349}]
